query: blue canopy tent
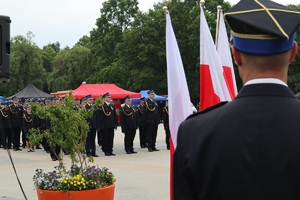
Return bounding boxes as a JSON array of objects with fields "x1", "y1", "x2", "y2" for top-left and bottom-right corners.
[
  {"x1": 131, "y1": 90, "x2": 168, "y2": 106},
  {"x1": 0, "y1": 96, "x2": 5, "y2": 103}
]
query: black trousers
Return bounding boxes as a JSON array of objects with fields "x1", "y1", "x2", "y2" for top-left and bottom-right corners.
[
  {"x1": 0, "y1": 130, "x2": 2, "y2": 146},
  {"x1": 97, "y1": 129, "x2": 102, "y2": 146},
  {"x1": 146, "y1": 124, "x2": 158, "y2": 149},
  {"x1": 102, "y1": 128, "x2": 115, "y2": 154},
  {"x1": 11, "y1": 127, "x2": 21, "y2": 149},
  {"x1": 40, "y1": 129, "x2": 50, "y2": 152},
  {"x1": 50, "y1": 145, "x2": 61, "y2": 160},
  {"x1": 85, "y1": 128, "x2": 96, "y2": 155},
  {"x1": 139, "y1": 125, "x2": 147, "y2": 147},
  {"x1": 124, "y1": 128, "x2": 136, "y2": 152},
  {"x1": 21, "y1": 129, "x2": 26, "y2": 147},
  {"x1": 165, "y1": 128, "x2": 170, "y2": 148},
  {"x1": 1, "y1": 127, "x2": 11, "y2": 149}
]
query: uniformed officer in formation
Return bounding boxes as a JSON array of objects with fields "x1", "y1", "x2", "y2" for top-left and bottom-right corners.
[
  {"x1": 40, "y1": 97, "x2": 51, "y2": 153},
  {"x1": 120, "y1": 95, "x2": 138, "y2": 154},
  {"x1": 143, "y1": 90, "x2": 160, "y2": 152},
  {"x1": 22, "y1": 105, "x2": 36, "y2": 152},
  {"x1": 8, "y1": 96, "x2": 23, "y2": 151},
  {"x1": 84, "y1": 94, "x2": 99, "y2": 157},
  {"x1": 98, "y1": 92, "x2": 118, "y2": 156},
  {"x1": 73, "y1": 98, "x2": 81, "y2": 110},
  {"x1": 137, "y1": 97, "x2": 147, "y2": 148},
  {"x1": 0, "y1": 102, "x2": 11, "y2": 149}
]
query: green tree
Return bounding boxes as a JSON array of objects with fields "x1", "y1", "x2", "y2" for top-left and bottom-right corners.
[
  {"x1": 47, "y1": 45, "x2": 91, "y2": 92},
  {"x1": 89, "y1": 0, "x2": 139, "y2": 83},
  {"x1": 0, "y1": 32, "x2": 46, "y2": 96}
]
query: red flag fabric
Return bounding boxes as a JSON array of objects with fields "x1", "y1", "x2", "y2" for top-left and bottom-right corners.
[
  {"x1": 217, "y1": 11, "x2": 238, "y2": 99},
  {"x1": 200, "y1": 7, "x2": 231, "y2": 111},
  {"x1": 166, "y1": 11, "x2": 193, "y2": 200}
]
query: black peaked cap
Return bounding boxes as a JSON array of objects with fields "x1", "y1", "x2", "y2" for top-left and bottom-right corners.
[{"x1": 225, "y1": 0, "x2": 300, "y2": 40}]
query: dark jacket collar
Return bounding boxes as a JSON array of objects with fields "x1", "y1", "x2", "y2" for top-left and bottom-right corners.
[{"x1": 236, "y1": 83, "x2": 296, "y2": 99}]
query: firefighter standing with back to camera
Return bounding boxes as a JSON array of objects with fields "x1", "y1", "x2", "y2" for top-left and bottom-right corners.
[{"x1": 173, "y1": 0, "x2": 300, "y2": 199}]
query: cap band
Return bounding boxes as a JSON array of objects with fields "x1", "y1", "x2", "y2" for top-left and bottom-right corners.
[{"x1": 232, "y1": 33, "x2": 295, "y2": 55}]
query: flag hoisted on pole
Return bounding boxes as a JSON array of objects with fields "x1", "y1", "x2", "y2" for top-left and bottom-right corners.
[
  {"x1": 199, "y1": 5, "x2": 232, "y2": 111},
  {"x1": 216, "y1": 7, "x2": 238, "y2": 99},
  {"x1": 165, "y1": 7, "x2": 193, "y2": 200}
]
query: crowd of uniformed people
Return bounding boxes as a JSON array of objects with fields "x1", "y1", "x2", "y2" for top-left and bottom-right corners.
[{"x1": 0, "y1": 90, "x2": 170, "y2": 161}]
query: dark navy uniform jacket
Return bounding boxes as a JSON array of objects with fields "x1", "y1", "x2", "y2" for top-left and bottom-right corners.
[
  {"x1": 99, "y1": 103, "x2": 118, "y2": 129},
  {"x1": 8, "y1": 104, "x2": 23, "y2": 128},
  {"x1": 144, "y1": 99, "x2": 159, "y2": 125},
  {"x1": 120, "y1": 104, "x2": 137, "y2": 133},
  {"x1": 174, "y1": 83, "x2": 300, "y2": 200}
]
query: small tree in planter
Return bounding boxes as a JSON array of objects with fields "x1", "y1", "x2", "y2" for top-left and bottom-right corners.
[{"x1": 28, "y1": 94, "x2": 115, "y2": 199}]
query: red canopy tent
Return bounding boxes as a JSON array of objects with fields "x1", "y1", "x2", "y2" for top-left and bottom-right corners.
[{"x1": 72, "y1": 83, "x2": 141, "y2": 99}]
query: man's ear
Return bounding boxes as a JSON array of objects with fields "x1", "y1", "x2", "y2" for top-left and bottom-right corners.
[
  {"x1": 289, "y1": 42, "x2": 298, "y2": 64},
  {"x1": 231, "y1": 45, "x2": 242, "y2": 66}
]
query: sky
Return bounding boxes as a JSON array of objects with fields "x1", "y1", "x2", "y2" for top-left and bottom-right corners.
[{"x1": 0, "y1": 0, "x2": 299, "y2": 48}]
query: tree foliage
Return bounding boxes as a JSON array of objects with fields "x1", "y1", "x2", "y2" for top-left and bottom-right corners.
[{"x1": 0, "y1": 32, "x2": 46, "y2": 96}]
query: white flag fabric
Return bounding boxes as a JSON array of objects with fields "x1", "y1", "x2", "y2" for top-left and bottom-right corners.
[
  {"x1": 166, "y1": 12, "x2": 192, "y2": 150},
  {"x1": 199, "y1": 6, "x2": 231, "y2": 110},
  {"x1": 217, "y1": 11, "x2": 238, "y2": 99}
]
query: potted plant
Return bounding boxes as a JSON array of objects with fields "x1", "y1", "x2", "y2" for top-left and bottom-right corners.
[{"x1": 28, "y1": 94, "x2": 116, "y2": 200}]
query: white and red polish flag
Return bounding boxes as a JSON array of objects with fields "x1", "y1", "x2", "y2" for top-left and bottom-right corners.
[
  {"x1": 216, "y1": 11, "x2": 237, "y2": 99},
  {"x1": 199, "y1": 6, "x2": 232, "y2": 111},
  {"x1": 166, "y1": 11, "x2": 193, "y2": 200}
]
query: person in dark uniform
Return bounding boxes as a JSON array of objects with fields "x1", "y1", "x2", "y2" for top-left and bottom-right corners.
[
  {"x1": 20, "y1": 101, "x2": 28, "y2": 148},
  {"x1": 73, "y1": 98, "x2": 81, "y2": 110},
  {"x1": 39, "y1": 97, "x2": 51, "y2": 153},
  {"x1": 173, "y1": 1, "x2": 300, "y2": 199},
  {"x1": 97, "y1": 97, "x2": 105, "y2": 147},
  {"x1": 158, "y1": 101, "x2": 165, "y2": 123},
  {"x1": 80, "y1": 97, "x2": 87, "y2": 107},
  {"x1": 120, "y1": 95, "x2": 138, "y2": 154},
  {"x1": 162, "y1": 101, "x2": 170, "y2": 150},
  {"x1": 84, "y1": 94, "x2": 99, "y2": 157},
  {"x1": 8, "y1": 96, "x2": 23, "y2": 151},
  {"x1": 143, "y1": 90, "x2": 160, "y2": 152},
  {"x1": 99, "y1": 92, "x2": 118, "y2": 156},
  {"x1": 137, "y1": 97, "x2": 147, "y2": 148},
  {"x1": 22, "y1": 105, "x2": 36, "y2": 152},
  {"x1": 0, "y1": 102, "x2": 11, "y2": 149}
]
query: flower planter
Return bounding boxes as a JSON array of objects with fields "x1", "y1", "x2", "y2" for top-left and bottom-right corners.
[{"x1": 36, "y1": 184, "x2": 115, "y2": 200}]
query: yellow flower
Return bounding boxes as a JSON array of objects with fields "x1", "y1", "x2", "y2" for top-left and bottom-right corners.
[{"x1": 64, "y1": 181, "x2": 67, "y2": 184}]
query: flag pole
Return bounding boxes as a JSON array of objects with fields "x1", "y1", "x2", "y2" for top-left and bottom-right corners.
[
  {"x1": 199, "y1": 0, "x2": 205, "y2": 111},
  {"x1": 215, "y1": 5, "x2": 222, "y2": 50},
  {"x1": 164, "y1": 7, "x2": 172, "y2": 200}
]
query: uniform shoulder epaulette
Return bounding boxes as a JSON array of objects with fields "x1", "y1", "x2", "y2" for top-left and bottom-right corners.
[{"x1": 186, "y1": 101, "x2": 228, "y2": 120}]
